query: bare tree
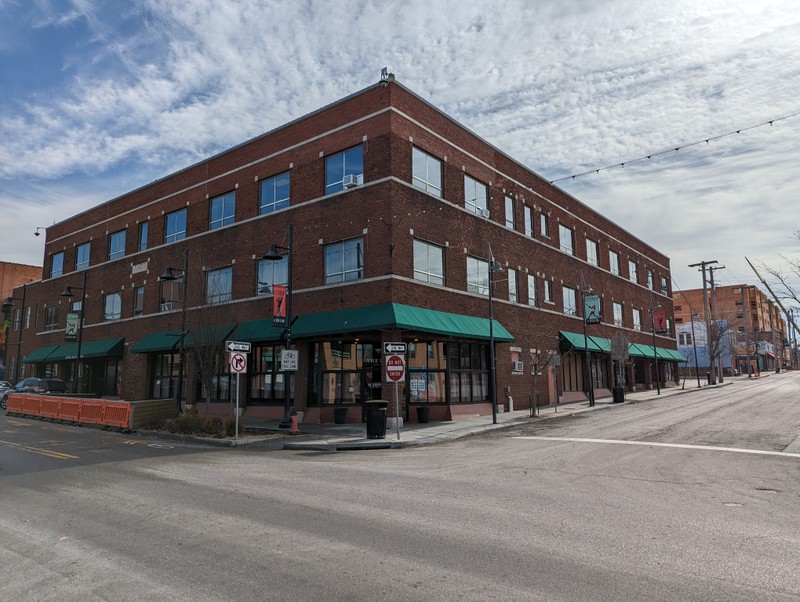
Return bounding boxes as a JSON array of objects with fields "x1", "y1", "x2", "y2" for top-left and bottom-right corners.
[{"x1": 528, "y1": 346, "x2": 559, "y2": 416}]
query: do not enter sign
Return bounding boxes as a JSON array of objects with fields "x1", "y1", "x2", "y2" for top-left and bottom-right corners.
[{"x1": 385, "y1": 354, "x2": 406, "y2": 382}]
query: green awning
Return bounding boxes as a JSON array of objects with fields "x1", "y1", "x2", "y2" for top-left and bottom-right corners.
[
  {"x1": 48, "y1": 337, "x2": 125, "y2": 361},
  {"x1": 629, "y1": 342, "x2": 686, "y2": 361},
  {"x1": 22, "y1": 345, "x2": 62, "y2": 363},
  {"x1": 185, "y1": 323, "x2": 236, "y2": 347},
  {"x1": 230, "y1": 319, "x2": 287, "y2": 343},
  {"x1": 131, "y1": 330, "x2": 182, "y2": 353},
  {"x1": 293, "y1": 303, "x2": 514, "y2": 341},
  {"x1": 559, "y1": 331, "x2": 609, "y2": 353}
]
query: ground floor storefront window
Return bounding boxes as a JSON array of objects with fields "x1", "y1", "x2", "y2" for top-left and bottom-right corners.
[
  {"x1": 308, "y1": 341, "x2": 382, "y2": 406},
  {"x1": 248, "y1": 344, "x2": 291, "y2": 405},
  {"x1": 150, "y1": 352, "x2": 182, "y2": 400},
  {"x1": 408, "y1": 341, "x2": 446, "y2": 404},
  {"x1": 446, "y1": 342, "x2": 489, "y2": 402}
]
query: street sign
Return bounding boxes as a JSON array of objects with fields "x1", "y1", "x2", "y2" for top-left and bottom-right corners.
[
  {"x1": 226, "y1": 340, "x2": 251, "y2": 353},
  {"x1": 383, "y1": 342, "x2": 407, "y2": 354},
  {"x1": 281, "y1": 349, "x2": 299, "y2": 371},
  {"x1": 230, "y1": 352, "x2": 247, "y2": 373},
  {"x1": 385, "y1": 354, "x2": 406, "y2": 382}
]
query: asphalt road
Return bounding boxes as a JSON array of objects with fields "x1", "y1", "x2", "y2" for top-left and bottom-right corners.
[{"x1": 1, "y1": 373, "x2": 798, "y2": 601}]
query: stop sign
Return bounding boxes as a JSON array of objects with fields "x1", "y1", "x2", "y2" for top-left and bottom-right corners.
[{"x1": 385, "y1": 354, "x2": 406, "y2": 382}]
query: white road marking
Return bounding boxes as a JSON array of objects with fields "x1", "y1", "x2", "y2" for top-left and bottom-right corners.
[{"x1": 513, "y1": 436, "x2": 800, "y2": 459}]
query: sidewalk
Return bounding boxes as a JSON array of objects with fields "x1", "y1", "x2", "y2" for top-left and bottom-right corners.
[{"x1": 201, "y1": 374, "x2": 755, "y2": 451}]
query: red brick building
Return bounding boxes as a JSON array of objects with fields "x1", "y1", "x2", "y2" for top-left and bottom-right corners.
[
  {"x1": 8, "y1": 75, "x2": 681, "y2": 422},
  {"x1": 1, "y1": 261, "x2": 42, "y2": 380}
]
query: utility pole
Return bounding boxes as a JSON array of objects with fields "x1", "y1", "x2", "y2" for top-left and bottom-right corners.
[
  {"x1": 688, "y1": 260, "x2": 717, "y2": 385},
  {"x1": 708, "y1": 265, "x2": 725, "y2": 383}
]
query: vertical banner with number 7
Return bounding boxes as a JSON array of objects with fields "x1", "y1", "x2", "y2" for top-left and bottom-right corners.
[{"x1": 273, "y1": 285, "x2": 287, "y2": 326}]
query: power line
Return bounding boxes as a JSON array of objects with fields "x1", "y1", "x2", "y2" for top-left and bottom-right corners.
[{"x1": 549, "y1": 110, "x2": 800, "y2": 184}]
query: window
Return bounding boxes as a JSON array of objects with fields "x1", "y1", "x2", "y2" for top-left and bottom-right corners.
[
  {"x1": 45, "y1": 306, "x2": 58, "y2": 331},
  {"x1": 109, "y1": 230, "x2": 126, "y2": 260},
  {"x1": 679, "y1": 333, "x2": 692, "y2": 346},
  {"x1": 464, "y1": 175, "x2": 488, "y2": 216},
  {"x1": 544, "y1": 280, "x2": 553, "y2": 303},
  {"x1": 325, "y1": 146, "x2": 363, "y2": 194},
  {"x1": 413, "y1": 240, "x2": 444, "y2": 285},
  {"x1": 411, "y1": 148, "x2": 442, "y2": 197},
  {"x1": 12, "y1": 309, "x2": 20, "y2": 331},
  {"x1": 206, "y1": 266, "x2": 233, "y2": 304},
  {"x1": 160, "y1": 276, "x2": 183, "y2": 312},
  {"x1": 609, "y1": 250, "x2": 620, "y2": 276},
  {"x1": 466, "y1": 256, "x2": 489, "y2": 296},
  {"x1": 508, "y1": 268, "x2": 518, "y2": 303},
  {"x1": 559, "y1": 224, "x2": 574, "y2": 255},
  {"x1": 540, "y1": 213, "x2": 549, "y2": 237},
  {"x1": 586, "y1": 239, "x2": 599, "y2": 266},
  {"x1": 629, "y1": 260, "x2": 638, "y2": 284},
  {"x1": 613, "y1": 302, "x2": 623, "y2": 327},
  {"x1": 646, "y1": 269, "x2": 653, "y2": 290},
  {"x1": 562, "y1": 286, "x2": 577, "y2": 315},
  {"x1": 527, "y1": 274, "x2": 537, "y2": 306},
  {"x1": 660, "y1": 276, "x2": 669, "y2": 296},
  {"x1": 103, "y1": 292, "x2": 122, "y2": 321},
  {"x1": 447, "y1": 341, "x2": 489, "y2": 403},
  {"x1": 256, "y1": 256, "x2": 288, "y2": 296},
  {"x1": 133, "y1": 285, "x2": 145, "y2": 316},
  {"x1": 260, "y1": 172, "x2": 290, "y2": 214},
  {"x1": 324, "y1": 238, "x2": 363, "y2": 284},
  {"x1": 165, "y1": 208, "x2": 187, "y2": 243},
  {"x1": 76, "y1": 242, "x2": 91, "y2": 270},
  {"x1": 210, "y1": 191, "x2": 236, "y2": 230},
  {"x1": 504, "y1": 196, "x2": 515, "y2": 229},
  {"x1": 50, "y1": 252, "x2": 64, "y2": 278},
  {"x1": 138, "y1": 221, "x2": 149, "y2": 252},
  {"x1": 24, "y1": 306, "x2": 31, "y2": 329},
  {"x1": 633, "y1": 308, "x2": 643, "y2": 331},
  {"x1": 524, "y1": 206, "x2": 533, "y2": 237}
]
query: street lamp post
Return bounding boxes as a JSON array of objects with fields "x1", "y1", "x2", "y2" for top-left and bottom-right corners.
[
  {"x1": 580, "y1": 282, "x2": 595, "y2": 407},
  {"x1": 2, "y1": 284, "x2": 27, "y2": 382},
  {"x1": 649, "y1": 295, "x2": 661, "y2": 395},
  {"x1": 487, "y1": 244, "x2": 503, "y2": 425},
  {"x1": 60, "y1": 270, "x2": 88, "y2": 394},
  {"x1": 263, "y1": 224, "x2": 294, "y2": 429},
  {"x1": 158, "y1": 250, "x2": 189, "y2": 413}
]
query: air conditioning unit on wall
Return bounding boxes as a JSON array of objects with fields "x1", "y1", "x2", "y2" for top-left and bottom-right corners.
[
  {"x1": 512, "y1": 360, "x2": 524, "y2": 372},
  {"x1": 479, "y1": 208, "x2": 490, "y2": 218},
  {"x1": 343, "y1": 174, "x2": 359, "y2": 189}
]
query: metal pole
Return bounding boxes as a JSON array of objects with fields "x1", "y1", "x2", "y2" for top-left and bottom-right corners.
[
  {"x1": 649, "y1": 290, "x2": 661, "y2": 395},
  {"x1": 235, "y1": 372, "x2": 240, "y2": 442},
  {"x1": 689, "y1": 260, "x2": 717, "y2": 384},
  {"x1": 279, "y1": 224, "x2": 293, "y2": 428},
  {"x1": 394, "y1": 380, "x2": 400, "y2": 440},
  {"x1": 690, "y1": 314, "x2": 701, "y2": 388},
  {"x1": 176, "y1": 249, "x2": 188, "y2": 413},
  {"x1": 582, "y1": 290, "x2": 595, "y2": 407},
  {"x1": 488, "y1": 253, "x2": 498, "y2": 425},
  {"x1": 73, "y1": 270, "x2": 87, "y2": 395}
]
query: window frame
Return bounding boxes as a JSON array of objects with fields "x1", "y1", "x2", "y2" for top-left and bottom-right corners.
[
  {"x1": 633, "y1": 308, "x2": 643, "y2": 331},
  {"x1": 325, "y1": 146, "x2": 364, "y2": 195},
  {"x1": 629, "y1": 260, "x2": 638, "y2": 284},
  {"x1": 138, "y1": 221, "x2": 149, "y2": 252},
  {"x1": 206, "y1": 266, "x2": 233, "y2": 305},
  {"x1": 508, "y1": 267, "x2": 518, "y2": 303},
  {"x1": 559, "y1": 224, "x2": 574, "y2": 255},
  {"x1": 44, "y1": 306, "x2": 58, "y2": 331},
  {"x1": 209, "y1": 191, "x2": 236, "y2": 230},
  {"x1": 527, "y1": 274, "x2": 537, "y2": 307},
  {"x1": 524, "y1": 206, "x2": 533, "y2": 237},
  {"x1": 464, "y1": 174, "x2": 488, "y2": 216},
  {"x1": 613, "y1": 302, "x2": 623, "y2": 327},
  {"x1": 540, "y1": 213, "x2": 549, "y2": 237},
  {"x1": 544, "y1": 280, "x2": 553, "y2": 303},
  {"x1": 609, "y1": 250, "x2": 620, "y2": 276},
  {"x1": 133, "y1": 285, "x2": 145, "y2": 316},
  {"x1": 108, "y1": 230, "x2": 126, "y2": 261},
  {"x1": 164, "y1": 208, "x2": 187, "y2": 244},
  {"x1": 466, "y1": 256, "x2": 489, "y2": 296},
  {"x1": 259, "y1": 171, "x2": 291, "y2": 215},
  {"x1": 562, "y1": 286, "x2": 577, "y2": 316},
  {"x1": 103, "y1": 292, "x2": 122, "y2": 322},
  {"x1": 50, "y1": 252, "x2": 64, "y2": 278},
  {"x1": 324, "y1": 237, "x2": 364, "y2": 285},
  {"x1": 586, "y1": 239, "x2": 599, "y2": 266},
  {"x1": 256, "y1": 256, "x2": 288, "y2": 296},
  {"x1": 413, "y1": 239, "x2": 445, "y2": 286},
  {"x1": 504, "y1": 196, "x2": 515, "y2": 229},
  {"x1": 411, "y1": 147, "x2": 442, "y2": 197},
  {"x1": 75, "y1": 242, "x2": 91, "y2": 271}
]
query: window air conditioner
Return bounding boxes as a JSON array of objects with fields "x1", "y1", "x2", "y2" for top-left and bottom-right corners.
[
  {"x1": 343, "y1": 174, "x2": 359, "y2": 189},
  {"x1": 512, "y1": 360, "x2": 524, "y2": 372},
  {"x1": 479, "y1": 208, "x2": 490, "y2": 218}
]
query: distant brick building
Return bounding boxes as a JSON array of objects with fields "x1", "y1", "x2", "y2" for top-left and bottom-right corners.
[
  {"x1": 1, "y1": 261, "x2": 42, "y2": 380},
  {"x1": 9, "y1": 76, "x2": 681, "y2": 422}
]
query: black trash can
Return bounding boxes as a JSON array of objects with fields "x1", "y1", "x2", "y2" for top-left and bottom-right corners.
[
  {"x1": 365, "y1": 401, "x2": 388, "y2": 439},
  {"x1": 612, "y1": 386, "x2": 625, "y2": 403},
  {"x1": 416, "y1": 405, "x2": 430, "y2": 423},
  {"x1": 334, "y1": 406, "x2": 348, "y2": 424}
]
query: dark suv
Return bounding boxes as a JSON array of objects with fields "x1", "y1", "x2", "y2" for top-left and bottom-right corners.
[{"x1": 1, "y1": 377, "x2": 68, "y2": 409}]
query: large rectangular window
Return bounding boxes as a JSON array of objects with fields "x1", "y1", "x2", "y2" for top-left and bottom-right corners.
[
  {"x1": 256, "y1": 257, "x2": 288, "y2": 296},
  {"x1": 76, "y1": 242, "x2": 91, "y2": 270},
  {"x1": 210, "y1": 191, "x2": 236, "y2": 230},
  {"x1": 413, "y1": 240, "x2": 444, "y2": 285},
  {"x1": 206, "y1": 266, "x2": 233, "y2": 304},
  {"x1": 138, "y1": 221, "x2": 149, "y2": 252},
  {"x1": 508, "y1": 268, "x2": 518, "y2": 303},
  {"x1": 466, "y1": 256, "x2": 489, "y2": 296},
  {"x1": 660, "y1": 276, "x2": 669, "y2": 296},
  {"x1": 562, "y1": 286, "x2": 577, "y2": 316},
  {"x1": 504, "y1": 196, "x2": 515, "y2": 229},
  {"x1": 559, "y1": 224, "x2": 574, "y2": 255},
  {"x1": 412, "y1": 147, "x2": 442, "y2": 197},
  {"x1": 103, "y1": 292, "x2": 122, "y2": 322},
  {"x1": 464, "y1": 175, "x2": 487, "y2": 216},
  {"x1": 609, "y1": 250, "x2": 620, "y2": 276},
  {"x1": 586, "y1": 239, "x2": 599, "y2": 266},
  {"x1": 524, "y1": 206, "x2": 533, "y2": 237},
  {"x1": 447, "y1": 342, "x2": 489, "y2": 403},
  {"x1": 544, "y1": 280, "x2": 553, "y2": 303},
  {"x1": 133, "y1": 285, "x2": 145, "y2": 316},
  {"x1": 160, "y1": 276, "x2": 184, "y2": 312},
  {"x1": 259, "y1": 172, "x2": 290, "y2": 214},
  {"x1": 324, "y1": 238, "x2": 363, "y2": 284},
  {"x1": 646, "y1": 269, "x2": 653, "y2": 290},
  {"x1": 164, "y1": 208, "x2": 187, "y2": 243},
  {"x1": 613, "y1": 302, "x2": 623, "y2": 327},
  {"x1": 629, "y1": 260, "x2": 638, "y2": 284},
  {"x1": 540, "y1": 213, "x2": 549, "y2": 237},
  {"x1": 527, "y1": 274, "x2": 537, "y2": 306},
  {"x1": 50, "y1": 252, "x2": 64, "y2": 278},
  {"x1": 108, "y1": 230, "x2": 126, "y2": 261},
  {"x1": 633, "y1": 308, "x2": 643, "y2": 331},
  {"x1": 45, "y1": 306, "x2": 58, "y2": 331},
  {"x1": 325, "y1": 146, "x2": 363, "y2": 194}
]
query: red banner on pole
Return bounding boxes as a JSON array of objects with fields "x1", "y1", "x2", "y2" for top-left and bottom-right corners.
[
  {"x1": 273, "y1": 285, "x2": 287, "y2": 326},
  {"x1": 654, "y1": 309, "x2": 668, "y2": 333}
]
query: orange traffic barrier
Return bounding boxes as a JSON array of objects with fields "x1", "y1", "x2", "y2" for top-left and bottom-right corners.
[
  {"x1": 80, "y1": 400, "x2": 105, "y2": 425},
  {"x1": 6, "y1": 393, "x2": 25, "y2": 413},
  {"x1": 58, "y1": 399, "x2": 82, "y2": 422},
  {"x1": 103, "y1": 401, "x2": 131, "y2": 430},
  {"x1": 22, "y1": 394, "x2": 43, "y2": 416},
  {"x1": 39, "y1": 397, "x2": 61, "y2": 419}
]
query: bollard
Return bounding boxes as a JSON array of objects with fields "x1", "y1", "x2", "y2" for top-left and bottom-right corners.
[{"x1": 289, "y1": 413, "x2": 300, "y2": 435}]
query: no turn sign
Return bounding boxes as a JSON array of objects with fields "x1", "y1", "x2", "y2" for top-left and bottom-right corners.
[
  {"x1": 230, "y1": 352, "x2": 247, "y2": 373},
  {"x1": 385, "y1": 354, "x2": 406, "y2": 382}
]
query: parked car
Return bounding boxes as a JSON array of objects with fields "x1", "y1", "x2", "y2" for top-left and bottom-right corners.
[
  {"x1": 0, "y1": 380, "x2": 12, "y2": 402},
  {"x1": 1, "y1": 377, "x2": 68, "y2": 409}
]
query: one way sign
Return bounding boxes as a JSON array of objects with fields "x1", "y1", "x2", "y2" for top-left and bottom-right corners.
[
  {"x1": 226, "y1": 340, "x2": 251, "y2": 353},
  {"x1": 383, "y1": 342, "x2": 407, "y2": 354}
]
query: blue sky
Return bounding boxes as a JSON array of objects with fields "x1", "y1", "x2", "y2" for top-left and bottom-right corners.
[{"x1": 1, "y1": 0, "x2": 799, "y2": 298}]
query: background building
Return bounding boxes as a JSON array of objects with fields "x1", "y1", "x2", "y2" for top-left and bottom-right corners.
[
  {"x1": 8, "y1": 76, "x2": 681, "y2": 422},
  {"x1": 1, "y1": 261, "x2": 42, "y2": 380}
]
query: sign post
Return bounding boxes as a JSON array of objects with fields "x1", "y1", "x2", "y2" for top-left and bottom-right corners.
[
  {"x1": 385, "y1": 351, "x2": 406, "y2": 440},
  {"x1": 229, "y1": 349, "x2": 248, "y2": 441}
]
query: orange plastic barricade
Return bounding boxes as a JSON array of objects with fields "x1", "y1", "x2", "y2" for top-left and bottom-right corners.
[
  {"x1": 6, "y1": 393, "x2": 25, "y2": 414},
  {"x1": 102, "y1": 401, "x2": 131, "y2": 430},
  {"x1": 80, "y1": 400, "x2": 105, "y2": 425},
  {"x1": 22, "y1": 394, "x2": 43, "y2": 417},
  {"x1": 39, "y1": 396, "x2": 62, "y2": 419},
  {"x1": 58, "y1": 399, "x2": 82, "y2": 423}
]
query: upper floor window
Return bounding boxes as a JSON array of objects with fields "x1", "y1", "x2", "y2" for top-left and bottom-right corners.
[
  {"x1": 678, "y1": 333, "x2": 692, "y2": 346},
  {"x1": 586, "y1": 239, "x2": 599, "y2": 266},
  {"x1": 412, "y1": 148, "x2": 442, "y2": 197},
  {"x1": 133, "y1": 285, "x2": 145, "y2": 316},
  {"x1": 160, "y1": 276, "x2": 184, "y2": 312},
  {"x1": 103, "y1": 292, "x2": 122, "y2": 322},
  {"x1": 613, "y1": 302, "x2": 623, "y2": 327},
  {"x1": 210, "y1": 191, "x2": 236, "y2": 230},
  {"x1": 466, "y1": 256, "x2": 489, "y2": 296},
  {"x1": 660, "y1": 276, "x2": 669, "y2": 296},
  {"x1": 206, "y1": 266, "x2": 233, "y2": 304},
  {"x1": 165, "y1": 208, "x2": 187, "y2": 243},
  {"x1": 45, "y1": 306, "x2": 58, "y2": 331},
  {"x1": 544, "y1": 280, "x2": 553, "y2": 303},
  {"x1": 256, "y1": 256, "x2": 288, "y2": 296},
  {"x1": 540, "y1": 213, "x2": 549, "y2": 237},
  {"x1": 524, "y1": 206, "x2": 533, "y2": 237},
  {"x1": 76, "y1": 242, "x2": 91, "y2": 270},
  {"x1": 109, "y1": 230, "x2": 126, "y2": 261},
  {"x1": 628, "y1": 260, "x2": 638, "y2": 284},
  {"x1": 633, "y1": 308, "x2": 643, "y2": 331},
  {"x1": 508, "y1": 268, "x2": 518, "y2": 303},
  {"x1": 24, "y1": 306, "x2": 31, "y2": 329},
  {"x1": 609, "y1": 250, "x2": 620, "y2": 276},
  {"x1": 324, "y1": 237, "x2": 363, "y2": 284},
  {"x1": 504, "y1": 196, "x2": 515, "y2": 229},
  {"x1": 138, "y1": 221, "x2": 149, "y2": 252},
  {"x1": 646, "y1": 269, "x2": 653, "y2": 290},
  {"x1": 527, "y1": 274, "x2": 537, "y2": 306},
  {"x1": 325, "y1": 146, "x2": 363, "y2": 194},
  {"x1": 413, "y1": 240, "x2": 444, "y2": 285},
  {"x1": 12, "y1": 309, "x2": 20, "y2": 331},
  {"x1": 464, "y1": 175, "x2": 488, "y2": 216},
  {"x1": 559, "y1": 224, "x2": 574, "y2": 255},
  {"x1": 260, "y1": 172, "x2": 290, "y2": 215},
  {"x1": 562, "y1": 286, "x2": 577, "y2": 316},
  {"x1": 50, "y1": 252, "x2": 64, "y2": 278}
]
